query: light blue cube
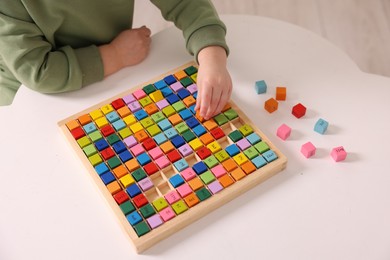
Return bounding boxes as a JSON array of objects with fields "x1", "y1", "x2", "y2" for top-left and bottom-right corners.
[
  {"x1": 314, "y1": 118, "x2": 329, "y2": 134},
  {"x1": 255, "y1": 80, "x2": 267, "y2": 94}
]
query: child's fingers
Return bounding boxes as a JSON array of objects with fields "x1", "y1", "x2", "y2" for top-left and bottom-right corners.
[
  {"x1": 215, "y1": 87, "x2": 230, "y2": 115},
  {"x1": 205, "y1": 87, "x2": 222, "y2": 119},
  {"x1": 200, "y1": 86, "x2": 212, "y2": 119}
]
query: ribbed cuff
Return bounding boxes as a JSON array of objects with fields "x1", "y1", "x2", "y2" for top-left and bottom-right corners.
[
  {"x1": 74, "y1": 45, "x2": 105, "y2": 87},
  {"x1": 187, "y1": 25, "x2": 229, "y2": 63}
]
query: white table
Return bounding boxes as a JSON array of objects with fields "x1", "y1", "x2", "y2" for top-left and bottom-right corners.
[{"x1": 1, "y1": 15, "x2": 390, "y2": 260}]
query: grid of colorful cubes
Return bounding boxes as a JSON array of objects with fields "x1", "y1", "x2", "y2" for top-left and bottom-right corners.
[{"x1": 65, "y1": 66, "x2": 279, "y2": 237}]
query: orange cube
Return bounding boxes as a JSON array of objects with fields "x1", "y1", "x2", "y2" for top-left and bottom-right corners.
[
  {"x1": 276, "y1": 87, "x2": 286, "y2": 101},
  {"x1": 264, "y1": 98, "x2": 279, "y2": 113}
]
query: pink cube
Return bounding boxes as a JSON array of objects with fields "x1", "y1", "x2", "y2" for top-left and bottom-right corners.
[
  {"x1": 149, "y1": 146, "x2": 163, "y2": 160},
  {"x1": 277, "y1": 124, "x2": 291, "y2": 140},
  {"x1": 180, "y1": 168, "x2": 196, "y2": 181},
  {"x1": 301, "y1": 142, "x2": 316, "y2": 158},
  {"x1": 211, "y1": 165, "x2": 227, "y2": 178},
  {"x1": 176, "y1": 183, "x2": 192, "y2": 197},
  {"x1": 155, "y1": 156, "x2": 170, "y2": 169},
  {"x1": 159, "y1": 207, "x2": 175, "y2": 221},
  {"x1": 331, "y1": 146, "x2": 347, "y2": 162}
]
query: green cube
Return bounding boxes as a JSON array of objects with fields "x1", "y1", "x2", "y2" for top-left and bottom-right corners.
[
  {"x1": 175, "y1": 122, "x2": 189, "y2": 134},
  {"x1": 224, "y1": 108, "x2": 238, "y2": 120},
  {"x1": 254, "y1": 141, "x2": 270, "y2": 154},
  {"x1": 140, "y1": 204, "x2": 156, "y2": 218},
  {"x1": 172, "y1": 101, "x2": 186, "y2": 112},
  {"x1": 196, "y1": 187, "x2": 212, "y2": 201},
  {"x1": 184, "y1": 66, "x2": 197, "y2": 75},
  {"x1": 243, "y1": 146, "x2": 259, "y2": 160},
  {"x1": 162, "y1": 106, "x2": 176, "y2": 117},
  {"x1": 143, "y1": 84, "x2": 156, "y2": 94},
  {"x1": 139, "y1": 96, "x2": 152, "y2": 107},
  {"x1": 119, "y1": 201, "x2": 136, "y2": 215},
  {"x1": 239, "y1": 124, "x2": 254, "y2": 136},
  {"x1": 204, "y1": 155, "x2": 219, "y2": 168},
  {"x1": 214, "y1": 150, "x2": 229, "y2": 162},
  {"x1": 147, "y1": 124, "x2": 161, "y2": 136},
  {"x1": 140, "y1": 117, "x2": 154, "y2": 128},
  {"x1": 83, "y1": 144, "x2": 97, "y2": 157},
  {"x1": 134, "y1": 221, "x2": 151, "y2": 237},
  {"x1": 199, "y1": 170, "x2": 215, "y2": 184},
  {"x1": 107, "y1": 156, "x2": 121, "y2": 169},
  {"x1": 182, "y1": 130, "x2": 196, "y2": 142},
  {"x1": 106, "y1": 134, "x2": 120, "y2": 145},
  {"x1": 151, "y1": 111, "x2": 165, "y2": 123},
  {"x1": 89, "y1": 131, "x2": 102, "y2": 142},
  {"x1": 132, "y1": 169, "x2": 147, "y2": 182},
  {"x1": 152, "y1": 197, "x2": 168, "y2": 212},
  {"x1": 228, "y1": 130, "x2": 243, "y2": 142},
  {"x1": 180, "y1": 77, "x2": 193, "y2": 87},
  {"x1": 171, "y1": 200, "x2": 188, "y2": 215},
  {"x1": 214, "y1": 114, "x2": 229, "y2": 126}
]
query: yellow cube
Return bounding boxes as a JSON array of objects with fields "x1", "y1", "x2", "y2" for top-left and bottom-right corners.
[
  {"x1": 95, "y1": 117, "x2": 109, "y2": 128},
  {"x1": 123, "y1": 114, "x2": 137, "y2": 126},
  {"x1": 119, "y1": 174, "x2": 135, "y2": 188},
  {"x1": 101, "y1": 104, "x2": 114, "y2": 115},
  {"x1": 189, "y1": 138, "x2": 203, "y2": 151},
  {"x1": 233, "y1": 152, "x2": 249, "y2": 166},
  {"x1": 130, "y1": 122, "x2": 144, "y2": 133},
  {"x1": 149, "y1": 90, "x2": 164, "y2": 103},
  {"x1": 207, "y1": 141, "x2": 222, "y2": 153},
  {"x1": 89, "y1": 109, "x2": 103, "y2": 120}
]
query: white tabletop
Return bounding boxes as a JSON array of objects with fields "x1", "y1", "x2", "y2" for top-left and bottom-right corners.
[{"x1": 1, "y1": 15, "x2": 390, "y2": 260}]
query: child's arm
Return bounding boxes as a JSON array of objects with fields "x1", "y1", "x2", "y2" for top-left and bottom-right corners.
[
  {"x1": 151, "y1": 0, "x2": 231, "y2": 118},
  {"x1": 196, "y1": 46, "x2": 232, "y2": 119}
]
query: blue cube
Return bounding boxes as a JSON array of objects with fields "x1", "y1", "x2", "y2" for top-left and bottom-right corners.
[
  {"x1": 225, "y1": 144, "x2": 240, "y2": 157},
  {"x1": 160, "y1": 87, "x2": 173, "y2": 97},
  {"x1": 158, "y1": 119, "x2": 172, "y2": 131},
  {"x1": 255, "y1": 80, "x2": 267, "y2": 94},
  {"x1": 185, "y1": 117, "x2": 199, "y2": 128},
  {"x1": 118, "y1": 150, "x2": 133, "y2": 162},
  {"x1": 134, "y1": 109, "x2": 148, "y2": 120},
  {"x1": 171, "y1": 135, "x2": 185, "y2": 148},
  {"x1": 314, "y1": 118, "x2": 329, "y2": 134},
  {"x1": 166, "y1": 94, "x2": 180, "y2": 104},
  {"x1": 164, "y1": 75, "x2": 177, "y2": 85},
  {"x1": 179, "y1": 109, "x2": 193, "y2": 120},
  {"x1": 263, "y1": 150, "x2": 278, "y2": 162},
  {"x1": 112, "y1": 141, "x2": 126, "y2": 153},
  {"x1": 246, "y1": 132, "x2": 261, "y2": 145},
  {"x1": 126, "y1": 184, "x2": 142, "y2": 198},
  {"x1": 169, "y1": 174, "x2": 185, "y2": 188},
  {"x1": 153, "y1": 132, "x2": 168, "y2": 145},
  {"x1": 173, "y1": 158, "x2": 189, "y2": 172},
  {"x1": 164, "y1": 128, "x2": 178, "y2": 139},
  {"x1": 95, "y1": 162, "x2": 109, "y2": 175},
  {"x1": 192, "y1": 161, "x2": 208, "y2": 175},
  {"x1": 127, "y1": 211, "x2": 142, "y2": 226},
  {"x1": 154, "y1": 79, "x2": 168, "y2": 90},
  {"x1": 100, "y1": 171, "x2": 116, "y2": 185},
  {"x1": 192, "y1": 124, "x2": 207, "y2": 137},
  {"x1": 177, "y1": 89, "x2": 190, "y2": 99},
  {"x1": 137, "y1": 152, "x2": 151, "y2": 166},
  {"x1": 252, "y1": 155, "x2": 267, "y2": 168}
]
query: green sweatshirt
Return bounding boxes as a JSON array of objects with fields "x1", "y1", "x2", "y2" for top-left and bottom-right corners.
[{"x1": 0, "y1": 0, "x2": 228, "y2": 106}]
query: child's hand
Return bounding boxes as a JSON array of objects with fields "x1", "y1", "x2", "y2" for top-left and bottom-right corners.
[
  {"x1": 99, "y1": 26, "x2": 151, "y2": 76},
  {"x1": 195, "y1": 46, "x2": 232, "y2": 120}
]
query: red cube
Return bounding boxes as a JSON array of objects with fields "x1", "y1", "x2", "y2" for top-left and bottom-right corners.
[{"x1": 292, "y1": 103, "x2": 306, "y2": 118}]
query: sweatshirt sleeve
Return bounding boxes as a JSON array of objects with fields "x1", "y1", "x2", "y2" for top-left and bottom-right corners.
[
  {"x1": 0, "y1": 5, "x2": 104, "y2": 94},
  {"x1": 150, "y1": 0, "x2": 229, "y2": 60}
]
